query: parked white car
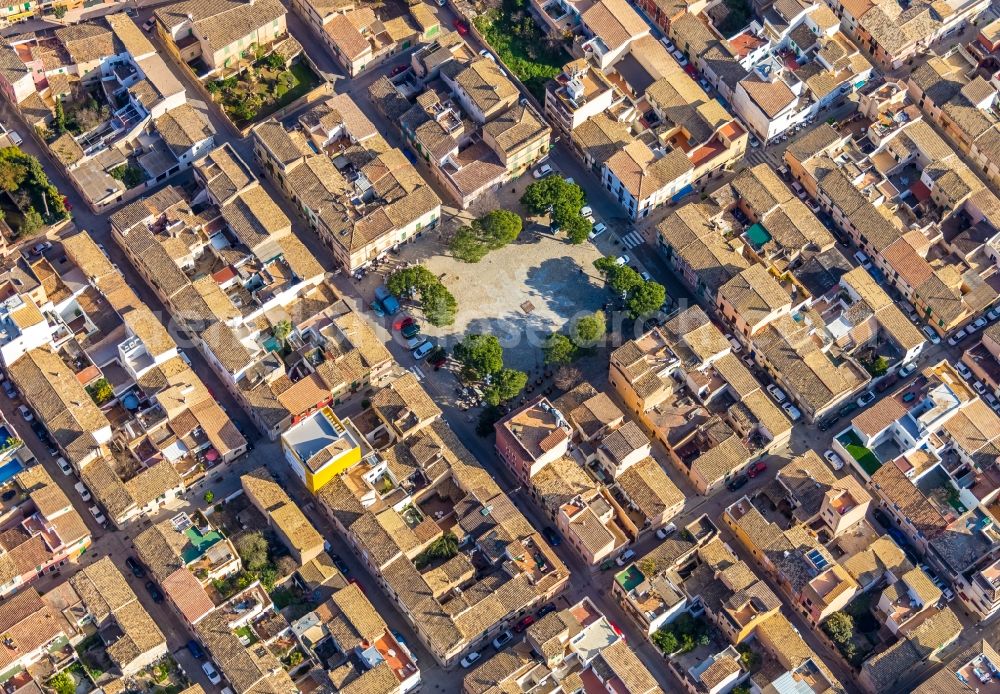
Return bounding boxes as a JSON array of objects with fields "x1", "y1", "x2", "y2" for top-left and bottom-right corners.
[
  {"x1": 89, "y1": 505, "x2": 106, "y2": 525},
  {"x1": 75, "y1": 482, "x2": 91, "y2": 501},
  {"x1": 202, "y1": 662, "x2": 222, "y2": 685},
  {"x1": 921, "y1": 325, "x2": 941, "y2": 345},
  {"x1": 615, "y1": 548, "x2": 636, "y2": 566},
  {"x1": 656, "y1": 523, "x2": 677, "y2": 539},
  {"x1": 823, "y1": 449, "x2": 845, "y2": 470},
  {"x1": 533, "y1": 164, "x2": 553, "y2": 179},
  {"x1": 956, "y1": 362, "x2": 973, "y2": 380},
  {"x1": 781, "y1": 402, "x2": 801, "y2": 421},
  {"x1": 588, "y1": 222, "x2": 607, "y2": 240},
  {"x1": 766, "y1": 384, "x2": 786, "y2": 403}
]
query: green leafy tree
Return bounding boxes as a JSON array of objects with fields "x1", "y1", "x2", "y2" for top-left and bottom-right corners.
[
  {"x1": 608, "y1": 266, "x2": 643, "y2": 297},
  {"x1": 420, "y1": 284, "x2": 457, "y2": 327},
  {"x1": 258, "y1": 565, "x2": 278, "y2": 591},
  {"x1": 0, "y1": 159, "x2": 27, "y2": 191},
  {"x1": 737, "y1": 644, "x2": 761, "y2": 671},
  {"x1": 236, "y1": 531, "x2": 270, "y2": 573},
  {"x1": 110, "y1": 165, "x2": 145, "y2": 189},
  {"x1": 388, "y1": 265, "x2": 437, "y2": 297},
  {"x1": 86, "y1": 378, "x2": 113, "y2": 405},
  {"x1": 521, "y1": 175, "x2": 564, "y2": 214},
  {"x1": 679, "y1": 632, "x2": 696, "y2": 653},
  {"x1": 521, "y1": 177, "x2": 586, "y2": 230},
  {"x1": 627, "y1": 281, "x2": 666, "y2": 318},
  {"x1": 52, "y1": 4, "x2": 67, "y2": 18},
  {"x1": 273, "y1": 319, "x2": 292, "y2": 345},
  {"x1": 651, "y1": 629, "x2": 678, "y2": 654},
  {"x1": 594, "y1": 257, "x2": 618, "y2": 275},
  {"x1": 449, "y1": 226, "x2": 489, "y2": 263},
  {"x1": 19, "y1": 207, "x2": 44, "y2": 236},
  {"x1": 387, "y1": 266, "x2": 457, "y2": 326},
  {"x1": 450, "y1": 210, "x2": 523, "y2": 262},
  {"x1": 54, "y1": 98, "x2": 66, "y2": 135},
  {"x1": 872, "y1": 355, "x2": 889, "y2": 376},
  {"x1": 454, "y1": 334, "x2": 504, "y2": 378},
  {"x1": 543, "y1": 333, "x2": 577, "y2": 365},
  {"x1": 573, "y1": 311, "x2": 605, "y2": 346},
  {"x1": 415, "y1": 532, "x2": 459, "y2": 568},
  {"x1": 823, "y1": 612, "x2": 854, "y2": 645},
  {"x1": 732, "y1": 686, "x2": 751, "y2": 694},
  {"x1": 561, "y1": 213, "x2": 592, "y2": 244},
  {"x1": 483, "y1": 367, "x2": 528, "y2": 406},
  {"x1": 287, "y1": 650, "x2": 303, "y2": 667},
  {"x1": 476, "y1": 209, "x2": 522, "y2": 248},
  {"x1": 48, "y1": 672, "x2": 75, "y2": 694},
  {"x1": 204, "y1": 491, "x2": 215, "y2": 503}
]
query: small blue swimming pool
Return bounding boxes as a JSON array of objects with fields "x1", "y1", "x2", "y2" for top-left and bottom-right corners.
[{"x1": 0, "y1": 459, "x2": 23, "y2": 485}]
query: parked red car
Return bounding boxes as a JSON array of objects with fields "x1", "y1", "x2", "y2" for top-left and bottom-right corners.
[
  {"x1": 453, "y1": 19, "x2": 469, "y2": 35},
  {"x1": 513, "y1": 615, "x2": 535, "y2": 632},
  {"x1": 747, "y1": 460, "x2": 767, "y2": 478},
  {"x1": 393, "y1": 316, "x2": 415, "y2": 331},
  {"x1": 390, "y1": 64, "x2": 409, "y2": 77}
]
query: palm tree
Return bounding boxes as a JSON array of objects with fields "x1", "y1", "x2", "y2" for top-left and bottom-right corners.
[{"x1": 273, "y1": 319, "x2": 292, "y2": 345}]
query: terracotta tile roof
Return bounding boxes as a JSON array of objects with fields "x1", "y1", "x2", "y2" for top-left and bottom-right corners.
[
  {"x1": 852, "y1": 396, "x2": 908, "y2": 438},
  {"x1": 162, "y1": 568, "x2": 215, "y2": 623},
  {"x1": 155, "y1": 0, "x2": 286, "y2": 54},
  {"x1": 870, "y1": 462, "x2": 948, "y2": 540},
  {"x1": 134, "y1": 520, "x2": 188, "y2": 581},
  {"x1": 155, "y1": 104, "x2": 214, "y2": 158},
  {"x1": 242, "y1": 466, "x2": 323, "y2": 557},
  {"x1": 594, "y1": 640, "x2": 660, "y2": 693},
  {"x1": 616, "y1": 457, "x2": 683, "y2": 520},
  {"x1": 452, "y1": 58, "x2": 518, "y2": 117},
  {"x1": 739, "y1": 76, "x2": 795, "y2": 118},
  {"x1": 581, "y1": 0, "x2": 649, "y2": 50},
  {"x1": 0, "y1": 589, "x2": 67, "y2": 672},
  {"x1": 8, "y1": 347, "x2": 109, "y2": 461},
  {"x1": 55, "y1": 23, "x2": 114, "y2": 64}
]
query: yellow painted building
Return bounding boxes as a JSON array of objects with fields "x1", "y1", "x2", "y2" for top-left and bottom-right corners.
[{"x1": 281, "y1": 407, "x2": 362, "y2": 492}]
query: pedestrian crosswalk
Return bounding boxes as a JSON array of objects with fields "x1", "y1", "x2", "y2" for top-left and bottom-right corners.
[
  {"x1": 620, "y1": 231, "x2": 644, "y2": 249},
  {"x1": 744, "y1": 147, "x2": 786, "y2": 170},
  {"x1": 410, "y1": 365, "x2": 425, "y2": 380}
]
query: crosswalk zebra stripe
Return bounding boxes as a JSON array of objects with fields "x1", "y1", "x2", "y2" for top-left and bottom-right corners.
[
  {"x1": 410, "y1": 366, "x2": 424, "y2": 380},
  {"x1": 622, "y1": 232, "x2": 644, "y2": 248}
]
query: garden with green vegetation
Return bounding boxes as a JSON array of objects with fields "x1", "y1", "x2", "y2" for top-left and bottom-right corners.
[
  {"x1": 823, "y1": 599, "x2": 879, "y2": 666},
  {"x1": 208, "y1": 54, "x2": 320, "y2": 126},
  {"x1": 472, "y1": 0, "x2": 569, "y2": 98},
  {"x1": 651, "y1": 613, "x2": 711, "y2": 655},
  {"x1": 0, "y1": 147, "x2": 68, "y2": 238},
  {"x1": 837, "y1": 430, "x2": 881, "y2": 475}
]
